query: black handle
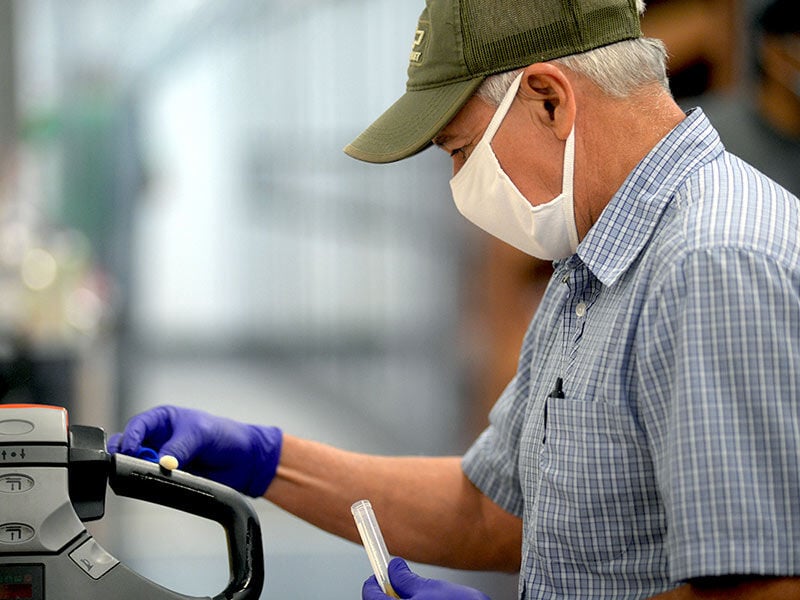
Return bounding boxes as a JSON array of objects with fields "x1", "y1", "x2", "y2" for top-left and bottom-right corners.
[{"x1": 109, "y1": 454, "x2": 264, "y2": 600}]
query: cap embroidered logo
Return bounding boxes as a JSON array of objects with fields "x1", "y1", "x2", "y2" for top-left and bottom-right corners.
[{"x1": 410, "y1": 28, "x2": 427, "y2": 64}]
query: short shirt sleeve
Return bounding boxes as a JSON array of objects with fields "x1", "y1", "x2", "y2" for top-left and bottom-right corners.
[
  {"x1": 638, "y1": 247, "x2": 800, "y2": 582},
  {"x1": 462, "y1": 367, "x2": 530, "y2": 518}
]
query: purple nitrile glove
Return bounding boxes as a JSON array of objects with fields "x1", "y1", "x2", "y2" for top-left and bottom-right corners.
[
  {"x1": 362, "y1": 558, "x2": 491, "y2": 600},
  {"x1": 107, "y1": 405, "x2": 282, "y2": 498}
]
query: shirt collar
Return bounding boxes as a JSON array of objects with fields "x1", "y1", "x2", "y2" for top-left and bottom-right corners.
[{"x1": 574, "y1": 108, "x2": 725, "y2": 287}]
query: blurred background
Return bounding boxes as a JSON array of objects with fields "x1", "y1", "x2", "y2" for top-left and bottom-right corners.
[{"x1": 0, "y1": 0, "x2": 797, "y2": 598}]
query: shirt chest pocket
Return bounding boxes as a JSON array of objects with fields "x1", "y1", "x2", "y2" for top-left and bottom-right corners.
[{"x1": 529, "y1": 397, "x2": 647, "y2": 565}]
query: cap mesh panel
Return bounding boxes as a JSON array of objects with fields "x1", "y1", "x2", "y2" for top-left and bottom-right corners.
[{"x1": 460, "y1": 0, "x2": 641, "y2": 76}]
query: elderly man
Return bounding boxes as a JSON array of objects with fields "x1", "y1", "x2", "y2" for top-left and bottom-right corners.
[{"x1": 111, "y1": 0, "x2": 800, "y2": 598}]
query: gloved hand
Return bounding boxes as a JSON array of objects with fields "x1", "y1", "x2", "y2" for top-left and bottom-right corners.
[
  {"x1": 107, "y1": 406, "x2": 282, "y2": 498},
  {"x1": 362, "y1": 558, "x2": 490, "y2": 600}
]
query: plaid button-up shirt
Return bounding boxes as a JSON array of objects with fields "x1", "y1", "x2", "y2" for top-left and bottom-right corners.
[{"x1": 462, "y1": 109, "x2": 800, "y2": 599}]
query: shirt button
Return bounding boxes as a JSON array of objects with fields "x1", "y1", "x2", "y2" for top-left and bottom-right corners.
[{"x1": 575, "y1": 302, "x2": 587, "y2": 317}]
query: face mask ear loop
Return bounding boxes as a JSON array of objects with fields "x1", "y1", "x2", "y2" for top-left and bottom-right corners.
[
  {"x1": 483, "y1": 73, "x2": 524, "y2": 145},
  {"x1": 561, "y1": 125, "x2": 580, "y2": 253},
  {"x1": 561, "y1": 126, "x2": 575, "y2": 196}
]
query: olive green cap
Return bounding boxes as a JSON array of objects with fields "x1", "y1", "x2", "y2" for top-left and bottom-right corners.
[{"x1": 344, "y1": 0, "x2": 642, "y2": 164}]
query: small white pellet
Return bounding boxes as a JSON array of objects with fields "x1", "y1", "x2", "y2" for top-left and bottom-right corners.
[{"x1": 159, "y1": 455, "x2": 179, "y2": 471}]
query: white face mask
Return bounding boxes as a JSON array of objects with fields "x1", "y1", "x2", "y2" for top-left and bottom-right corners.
[{"x1": 449, "y1": 73, "x2": 579, "y2": 260}]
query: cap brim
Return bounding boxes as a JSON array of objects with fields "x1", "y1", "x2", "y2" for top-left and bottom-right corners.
[{"x1": 344, "y1": 77, "x2": 484, "y2": 164}]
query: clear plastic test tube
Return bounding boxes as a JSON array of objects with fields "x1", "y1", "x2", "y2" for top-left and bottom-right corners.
[{"x1": 351, "y1": 499, "x2": 399, "y2": 598}]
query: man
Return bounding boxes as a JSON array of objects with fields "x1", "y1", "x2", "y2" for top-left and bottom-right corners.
[{"x1": 111, "y1": 0, "x2": 800, "y2": 598}]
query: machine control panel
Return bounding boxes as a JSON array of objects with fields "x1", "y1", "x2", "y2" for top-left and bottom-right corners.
[
  {"x1": 0, "y1": 407, "x2": 84, "y2": 555},
  {"x1": 0, "y1": 404, "x2": 265, "y2": 599}
]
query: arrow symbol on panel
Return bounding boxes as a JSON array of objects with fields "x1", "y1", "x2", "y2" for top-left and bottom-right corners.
[{"x1": 0, "y1": 523, "x2": 34, "y2": 543}]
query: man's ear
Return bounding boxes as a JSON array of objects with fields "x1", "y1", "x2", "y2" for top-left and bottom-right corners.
[{"x1": 517, "y1": 63, "x2": 576, "y2": 141}]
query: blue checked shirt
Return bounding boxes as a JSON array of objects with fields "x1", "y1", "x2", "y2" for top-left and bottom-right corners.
[{"x1": 462, "y1": 109, "x2": 800, "y2": 599}]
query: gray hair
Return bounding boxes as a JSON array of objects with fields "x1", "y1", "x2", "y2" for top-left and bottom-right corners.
[{"x1": 476, "y1": 37, "x2": 670, "y2": 105}]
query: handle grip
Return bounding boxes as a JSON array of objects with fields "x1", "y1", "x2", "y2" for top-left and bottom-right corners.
[{"x1": 109, "y1": 454, "x2": 264, "y2": 600}]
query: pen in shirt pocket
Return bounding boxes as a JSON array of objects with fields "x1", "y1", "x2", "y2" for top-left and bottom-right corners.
[{"x1": 543, "y1": 377, "x2": 565, "y2": 444}]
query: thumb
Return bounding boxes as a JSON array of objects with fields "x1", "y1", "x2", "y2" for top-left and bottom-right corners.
[
  {"x1": 387, "y1": 558, "x2": 426, "y2": 597},
  {"x1": 156, "y1": 416, "x2": 207, "y2": 467},
  {"x1": 158, "y1": 429, "x2": 201, "y2": 467}
]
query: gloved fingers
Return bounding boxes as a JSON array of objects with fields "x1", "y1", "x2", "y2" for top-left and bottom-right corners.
[
  {"x1": 387, "y1": 559, "x2": 492, "y2": 600},
  {"x1": 148, "y1": 408, "x2": 256, "y2": 475},
  {"x1": 116, "y1": 406, "x2": 176, "y2": 455},
  {"x1": 151, "y1": 413, "x2": 211, "y2": 467},
  {"x1": 362, "y1": 575, "x2": 392, "y2": 600},
  {"x1": 106, "y1": 432, "x2": 122, "y2": 454},
  {"x1": 387, "y1": 557, "x2": 424, "y2": 597}
]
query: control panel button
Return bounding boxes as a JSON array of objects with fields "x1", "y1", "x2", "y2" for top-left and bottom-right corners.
[
  {"x1": 0, "y1": 473, "x2": 35, "y2": 493},
  {"x1": 69, "y1": 538, "x2": 119, "y2": 579},
  {"x1": 0, "y1": 419, "x2": 35, "y2": 435},
  {"x1": 0, "y1": 405, "x2": 67, "y2": 444},
  {"x1": 0, "y1": 523, "x2": 35, "y2": 544}
]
